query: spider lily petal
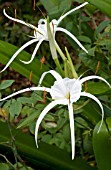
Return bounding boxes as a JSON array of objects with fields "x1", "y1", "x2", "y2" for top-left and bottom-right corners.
[
  {"x1": 0, "y1": 38, "x2": 39, "y2": 73},
  {"x1": 80, "y1": 92, "x2": 104, "y2": 133},
  {"x1": 57, "y1": 2, "x2": 88, "y2": 25},
  {"x1": 35, "y1": 99, "x2": 68, "y2": 147},
  {"x1": 68, "y1": 103, "x2": 75, "y2": 160},
  {"x1": 3, "y1": 9, "x2": 39, "y2": 31},
  {"x1": 20, "y1": 38, "x2": 45, "y2": 64},
  {"x1": 80, "y1": 75, "x2": 111, "y2": 88},
  {"x1": 56, "y1": 27, "x2": 88, "y2": 53},
  {"x1": 38, "y1": 70, "x2": 63, "y2": 86},
  {"x1": 0, "y1": 87, "x2": 51, "y2": 102}
]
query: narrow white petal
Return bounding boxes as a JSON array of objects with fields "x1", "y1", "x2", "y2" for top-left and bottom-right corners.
[
  {"x1": 80, "y1": 92, "x2": 104, "y2": 133},
  {"x1": 0, "y1": 87, "x2": 51, "y2": 102},
  {"x1": 0, "y1": 39, "x2": 39, "y2": 73},
  {"x1": 35, "y1": 99, "x2": 67, "y2": 147},
  {"x1": 20, "y1": 38, "x2": 44, "y2": 64},
  {"x1": 3, "y1": 9, "x2": 39, "y2": 31},
  {"x1": 38, "y1": 70, "x2": 63, "y2": 86},
  {"x1": 80, "y1": 75, "x2": 111, "y2": 88},
  {"x1": 57, "y1": 2, "x2": 88, "y2": 25},
  {"x1": 56, "y1": 27, "x2": 88, "y2": 53},
  {"x1": 68, "y1": 103, "x2": 75, "y2": 160}
]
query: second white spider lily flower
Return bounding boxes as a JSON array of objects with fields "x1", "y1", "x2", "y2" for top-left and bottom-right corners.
[
  {"x1": 0, "y1": 70, "x2": 110, "y2": 159},
  {"x1": 1, "y1": 2, "x2": 88, "y2": 72}
]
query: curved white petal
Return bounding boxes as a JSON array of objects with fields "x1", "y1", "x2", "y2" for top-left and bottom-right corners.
[
  {"x1": 56, "y1": 27, "x2": 88, "y2": 53},
  {"x1": 20, "y1": 38, "x2": 44, "y2": 64},
  {"x1": 0, "y1": 87, "x2": 51, "y2": 102},
  {"x1": 38, "y1": 70, "x2": 63, "y2": 86},
  {"x1": 0, "y1": 38, "x2": 39, "y2": 73},
  {"x1": 80, "y1": 75, "x2": 111, "y2": 88},
  {"x1": 3, "y1": 9, "x2": 39, "y2": 31},
  {"x1": 38, "y1": 19, "x2": 46, "y2": 25},
  {"x1": 57, "y1": 2, "x2": 88, "y2": 25},
  {"x1": 50, "y1": 80, "x2": 69, "y2": 100},
  {"x1": 35, "y1": 99, "x2": 68, "y2": 147},
  {"x1": 68, "y1": 103, "x2": 75, "y2": 160},
  {"x1": 80, "y1": 92, "x2": 104, "y2": 133}
]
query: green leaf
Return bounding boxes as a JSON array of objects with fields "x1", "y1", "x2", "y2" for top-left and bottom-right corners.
[
  {"x1": 9, "y1": 101, "x2": 22, "y2": 119},
  {"x1": 75, "y1": 117, "x2": 88, "y2": 129},
  {"x1": 0, "y1": 163, "x2": 9, "y2": 170},
  {"x1": 17, "y1": 111, "x2": 38, "y2": 129},
  {"x1": 77, "y1": 35, "x2": 92, "y2": 43},
  {"x1": 0, "y1": 40, "x2": 53, "y2": 86},
  {"x1": 40, "y1": 0, "x2": 72, "y2": 19},
  {"x1": 0, "y1": 80, "x2": 15, "y2": 90},
  {"x1": 87, "y1": 82, "x2": 111, "y2": 95},
  {"x1": 87, "y1": 0, "x2": 111, "y2": 18},
  {"x1": 63, "y1": 123, "x2": 70, "y2": 142},
  {"x1": 41, "y1": 134, "x2": 52, "y2": 143},
  {"x1": 83, "y1": 134, "x2": 93, "y2": 154},
  {"x1": 82, "y1": 100, "x2": 101, "y2": 126},
  {"x1": 17, "y1": 97, "x2": 34, "y2": 104},
  {"x1": 96, "y1": 20, "x2": 110, "y2": 34},
  {"x1": 0, "y1": 121, "x2": 97, "y2": 170},
  {"x1": 93, "y1": 117, "x2": 111, "y2": 170}
]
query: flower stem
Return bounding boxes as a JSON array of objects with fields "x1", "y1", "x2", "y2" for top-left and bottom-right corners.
[
  {"x1": 65, "y1": 47, "x2": 78, "y2": 79},
  {"x1": 54, "y1": 58, "x2": 64, "y2": 76},
  {"x1": 54, "y1": 40, "x2": 67, "y2": 62},
  {"x1": 47, "y1": 17, "x2": 64, "y2": 76}
]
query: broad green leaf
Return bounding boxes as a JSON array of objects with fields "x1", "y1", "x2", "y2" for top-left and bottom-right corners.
[
  {"x1": 0, "y1": 163, "x2": 9, "y2": 170},
  {"x1": 87, "y1": 0, "x2": 111, "y2": 18},
  {"x1": 93, "y1": 117, "x2": 111, "y2": 170},
  {"x1": 0, "y1": 40, "x2": 53, "y2": 86},
  {"x1": 9, "y1": 101, "x2": 22, "y2": 119},
  {"x1": 87, "y1": 82, "x2": 111, "y2": 95},
  {"x1": 40, "y1": 0, "x2": 72, "y2": 19},
  {"x1": 0, "y1": 80, "x2": 15, "y2": 90},
  {"x1": 0, "y1": 121, "x2": 97, "y2": 170}
]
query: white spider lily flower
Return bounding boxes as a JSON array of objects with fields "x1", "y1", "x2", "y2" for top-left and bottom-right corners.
[
  {"x1": 1, "y1": 2, "x2": 88, "y2": 72},
  {"x1": 0, "y1": 70, "x2": 110, "y2": 159}
]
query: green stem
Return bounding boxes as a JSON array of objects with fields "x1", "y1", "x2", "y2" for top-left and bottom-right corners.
[
  {"x1": 47, "y1": 17, "x2": 64, "y2": 76},
  {"x1": 65, "y1": 47, "x2": 78, "y2": 79},
  {"x1": 54, "y1": 40, "x2": 67, "y2": 62},
  {"x1": 54, "y1": 58, "x2": 64, "y2": 77}
]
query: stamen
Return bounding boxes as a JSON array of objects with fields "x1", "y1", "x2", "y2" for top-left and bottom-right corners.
[
  {"x1": 29, "y1": 71, "x2": 33, "y2": 86},
  {"x1": 40, "y1": 56, "x2": 45, "y2": 69},
  {"x1": 95, "y1": 60, "x2": 100, "y2": 75},
  {"x1": 33, "y1": 0, "x2": 36, "y2": 11},
  {"x1": 13, "y1": 8, "x2": 17, "y2": 28},
  {"x1": 52, "y1": 22, "x2": 54, "y2": 33}
]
